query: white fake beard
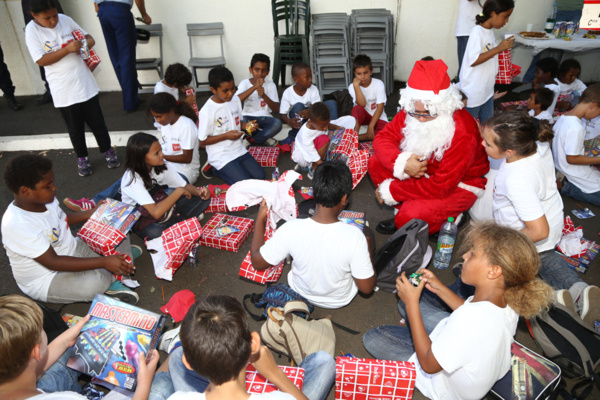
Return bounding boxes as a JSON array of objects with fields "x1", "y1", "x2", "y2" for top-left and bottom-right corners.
[{"x1": 401, "y1": 114, "x2": 455, "y2": 161}]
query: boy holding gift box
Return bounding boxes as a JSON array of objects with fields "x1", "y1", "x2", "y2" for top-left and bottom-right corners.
[
  {"x1": 249, "y1": 161, "x2": 376, "y2": 309},
  {"x1": 1, "y1": 154, "x2": 138, "y2": 304},
  {"x1": 25, "y1": 0, "x2": 118, "y2": 177}
]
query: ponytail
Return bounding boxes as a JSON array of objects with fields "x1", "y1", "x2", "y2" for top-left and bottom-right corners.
[
  {"x1": 484, "y1": 111, "x2": 553, "y2": 156},
  {"x1": 476, "y1": 0, "x2": 514, "y2": 25},
  {"x1": 148, "y1": 92, "x2": 198, "y2": 124}
]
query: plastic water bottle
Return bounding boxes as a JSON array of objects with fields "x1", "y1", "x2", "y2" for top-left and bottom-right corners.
[{"x1": 433, "y1": 217, "x2": 457, "y2": 270}]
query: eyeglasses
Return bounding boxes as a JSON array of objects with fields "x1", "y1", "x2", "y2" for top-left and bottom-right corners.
[{"x1": 407, "y1": 110, "x2": 437, "y2": 120}]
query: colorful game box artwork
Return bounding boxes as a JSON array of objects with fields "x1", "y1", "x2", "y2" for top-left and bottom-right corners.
[
  {"x1": 67, "y1": 294, "x2": 165, "y2": 390},
  {"x1": 338, "y1": 210, "x2": 365, "y2": 231}
]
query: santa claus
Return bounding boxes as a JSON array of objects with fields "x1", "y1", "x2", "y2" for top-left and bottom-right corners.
[{"x1": 369, "y1": 59, "x2": 489, "y2": 234}]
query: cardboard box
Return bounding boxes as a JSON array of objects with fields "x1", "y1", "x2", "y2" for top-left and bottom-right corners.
[
  {"x1": 200, "y1": 214, "x2": 254, "y2": 252},
  {"x1": 249, "y1": 146, "x2": 280, "y2": 167}
]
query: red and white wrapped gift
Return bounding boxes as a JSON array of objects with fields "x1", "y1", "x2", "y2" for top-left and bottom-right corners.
[
  {"x1": 496, "y1": 48, "x2": 521, "y2": 85},
  {"x1": 500, "y1": 100, "x2": 528, "y2": 111},
  {"x1": 327, "y1": 129, "x2": 369, "y2": 189},
  {"x1": 239, "y1": 208, "x2": 284, "y2": 284},
  {"x1": 72, "y1": 30, "x2": 101, "y2": 72},
  {"x1": 200, "y1": 213, "x2": 254, "y2": 252},
  {"x1": 556, "y1": 216, "x2": 596, "y2": 259},
  {"x1": 185, "y1": 88, "x2": 199, "y2": 126},
  {"x1": 249, "y1": 146, "x2": 280, "y2": 167},
  {"x1": 358, "y1": 141, "x2": 374, "y2": 158},
  {"x1": 145, "y1": 218, "x2": 203, "y2": 281},
  {"x1": 245, "y1": 363, "x2": 304, "y2": 393},
  {"x1": 77, "y1": 199, "x2": 140, "y2": 260},
  {"x1": 335, "y1": 357, "x2": 416, "y2": 400},
  {"x1": 204, "y1": 184, "x2": 248, "y2": 213}
]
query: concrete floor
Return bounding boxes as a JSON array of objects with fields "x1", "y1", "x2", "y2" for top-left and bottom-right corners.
[{"x1": 0, "y1": 82, "x2": 599, "y2": 399}]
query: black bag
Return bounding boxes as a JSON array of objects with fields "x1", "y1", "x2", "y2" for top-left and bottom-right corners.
[
  {"x1": 243, "y1": 283, "x2": 314, "y2": 321},
  {"x1": 38, "y1": 303, "x2": 68, "y2": 342},
  {"x1": 527, "y1": 303, "x2": 600, "y2": 399},
  {"x1": 374, "y1": 219, "x2": 430, "y2": 292},
  {"x1": 135, "y1": 183, "x2": 176, "y2": 231}
]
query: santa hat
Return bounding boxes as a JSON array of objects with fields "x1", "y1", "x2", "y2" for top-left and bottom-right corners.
[{"x1": 404, "y1": 59, "x2": 452, "y2": 101}]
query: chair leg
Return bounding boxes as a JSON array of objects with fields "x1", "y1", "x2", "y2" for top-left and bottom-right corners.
[
  {"x1": 273, "y1": 46, "x2": 281, "y2": 87},
  {"x1": 281, "y1": 64, "x2": 286, "y2": 86}
]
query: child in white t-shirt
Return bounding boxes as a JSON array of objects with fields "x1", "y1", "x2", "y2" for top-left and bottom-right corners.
[
  {"x1": 1, "y1": 154, "x2": 138, "y2": 304},
  {"x1": 235, "y1": 53, "x2": 282, "y2": 147},
  {"x1": 198, "y1": 66, "x2": 265, "y2": 184},
  {"x1": 527, "y1": 87, "x2": 555, "y2": 123},
  {"x1": 553, "y1": 84, "x2": 600, "y2": 207},
  {"x1": 25, "y1": 2, "x2": 118, "y2": 177},
  {"x1": 349, "y1": 54, "x2": 388, "y2": 142},
  {"x1": 250, "y1": 162, "x2": 375, "y2": 309},
  {"x1": 547, "y1": 59, "x2": 588, "y2": 114},
  {"x1": 455, "y1": 0, "x2": 483, "y2": 79},
  {"x1": 482, "y1": 111, "x2": 599, "y2": 324},
  {"x1": 153, "y1": 63, "x2": 197, "y2": 131},
  {"x1": 458, "y1": 0, "x2": 515, "y2": 123},
  {"x1": 364, "y1": 223, "x2": 554, "y2": 400},
  {"x1": 279, "y1": 62, "x2": 338, "y2": 146},
  {"x1": 149, "y1": 92, "x2": 200, "y2": 184}
]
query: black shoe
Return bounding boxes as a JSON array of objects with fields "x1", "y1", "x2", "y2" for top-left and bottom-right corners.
[
  {"x1": 4, "y1": 95, "x2": 23, "y2": 111},
  {"x1": 376, "y1": 218, "x2": 397, "y2": 234},
  {"x1": 35, "y1": 90, "x2": 52, "y2": 106}
]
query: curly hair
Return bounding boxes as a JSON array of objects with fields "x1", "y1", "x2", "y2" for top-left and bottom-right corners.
[
  {"x1": 164, "y1": 63, "x2": 192, "y2": 88},
  {"x1": 3, "y1": 154, "x2": 53, "y2": 194},
  {"x1": 460, "y1": 222, "x2": 554, "y2": 318}
]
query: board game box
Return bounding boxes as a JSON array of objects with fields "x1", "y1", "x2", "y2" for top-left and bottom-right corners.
[
  {"x1": 338, "y1": 210, "x2": 365, "y2": 231},
  {"x1": 67, "y1": 294, "x2": 165, "y2": 391}
]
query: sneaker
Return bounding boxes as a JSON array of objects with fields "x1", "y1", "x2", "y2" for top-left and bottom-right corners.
[
  {"x1": 77, "y1": 157, "x2": 92, "y2": 177},
  {"x1": 280, "y1": 137, "x2": 293, "y2": 146},
  {"x1": 105, "y1": 281, "x2": 139, "y2": 305},
  {"x1": 555, "y1": 289, "x2": 576, "y2": 313},
  {"x1": 158, "y1": 326, "x2": 181, "y2": 354},
  {"x1": 81, "y1": 383, "x2": 105, "y2": 400},
  {"x1": 452, "y1": 262, "x2": 463, "y2": 278},
  {"x1": 294, "y1": 164, "x2": 302, "y2": 172},
  {"x1": 307, "y1": 167, "x2": 314, "y2": 180},
  {"x1": 63, "y1": 197, "x2": 96, "y2": 212},
  {"x1": 131, "y1": 245, "x2": 143, "y2": 261},
  {"x1": 575, "y1": 285, "x2": 600, "y2": 326},
  {"x1": 197, "y1": 213, "x2": 204, "y2": 221},
  {"x1": 264, "y1": 138, "x2": 278, "y2": 147},
  {"x1": 105, "y1": 148, "x2": 120, "y2": 169}
]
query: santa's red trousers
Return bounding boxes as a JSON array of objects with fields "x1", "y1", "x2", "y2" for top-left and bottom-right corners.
[{"x1": 368, "y1": 155, "x2": 477, "y2": 234}]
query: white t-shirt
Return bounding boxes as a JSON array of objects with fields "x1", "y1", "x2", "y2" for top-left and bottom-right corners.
[
  {"x1": 160, "y1": 115, "x2": 200, "y2": 183},
  {"x1": 292, "y1": 124, "x2": 326, "y2": 167},
  {"x1": 544, "y1": 83, "x2": 561, "y2": 117},
  {"x1": 169, "y1": 391, "x2": 294, "y2": 400},
  {"x1": 1, "y1": 199, "x2": 78, "y2": 302},
  {"x1": 280, "y1": 85, "x2": 321, "y2": 115},
  {"x1": 348, "y1": 78, "x2": 388, "y2": 122},
  {"x1": 120, "y1": 167, "x2": 187, "y2": 206},
  {"x1": 493, "y1": 142, "x2": 564, "y2": 252},
  {"x1": 235, "y1": 78, "x2": 280, "y2": 117},
  {"x1": 458, "y1": 25, "x2": 498, "y2": 108},
  {"x1": 554, "y1": 77, "x2": 587, "y2": 95},
  {"x1": 553, "y1": 116, "x2": 600, "y2": 193},
  {"x1": 529, "y1": 109, "x2": 554, "y2": 123},
  {"x1": 198, "y1": 97, "x2": 247, "y2": 170},
  {"x1": 154, "y1": 80, "x2": 180, "y2": 99},
  {"x1": 260, "y1": 218, "x2": 373, "y2": 309},
  {"x1": 25, "y1": 15, "x2": 98, "y2": 108},
  {"x1": 31, "y1": 392, "x2": 87, "y2": 399},
  {"x1": 455, "y1": 0, "x2": 483, "y2": 36},
  {"x1": 411, "y1": 298, "x2": 518, "y2": 400}
]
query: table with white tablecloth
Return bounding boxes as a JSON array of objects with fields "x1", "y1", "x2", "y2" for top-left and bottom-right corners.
[{"x1": 513, "y1": 31, "x2": 600, "y2": 55}]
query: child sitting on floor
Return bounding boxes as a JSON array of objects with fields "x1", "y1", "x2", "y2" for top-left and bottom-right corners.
[
  {"x1": 279, "y1": 62, "x2": 338, "y2": 145},
  {"x1": 0, "y1": 295, "x2": 158, "y2": 400},
  {"x1": 553, "y1": 83, "x2": 600, "y2": 207},
  {"x1": 531, "y1": 57, "x2": 559, "y2": 90},
  {"x1": 547, "y1": 59, "x2": 587, "y2": 114},
  {"x1": 235, "y1": 53, "x2": 282, "y2": 147},
  {"x1": 198, "y1": 66, "x2": 265, "y2": 184},
  {"x1": 349, "y1": 54, "x2": 388, "y2": 142},
  {"x1": 1, "y1": 154, "x2": 138, "y2": 304},
  {"x1": 250, "y1": 162, "x2": 375, "y2": 309},
  {"x1": 527, "y1": 87, "x2": 554, "y2": 123},
  {"x1": 148, "y1": 295, "x2": 336, "y2": 400},
  {"x1": 155, "y1": 62, "x2": 195, "y2": 104}
]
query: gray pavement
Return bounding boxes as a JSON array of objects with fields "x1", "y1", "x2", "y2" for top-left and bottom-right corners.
[{"x1": 1, "y1": 83, "x2": 599, "y2": 399}]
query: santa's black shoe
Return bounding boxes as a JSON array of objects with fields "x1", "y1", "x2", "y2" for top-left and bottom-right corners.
[{"x1": 376, "y1": 218, "x2": 397, "y2": 234}]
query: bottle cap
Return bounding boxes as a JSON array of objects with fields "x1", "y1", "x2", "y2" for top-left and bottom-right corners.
[{"x1": 448, "y1": 217, "x2": 454, "y2": 222}]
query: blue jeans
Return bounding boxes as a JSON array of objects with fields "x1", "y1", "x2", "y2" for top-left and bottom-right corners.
[
  {"x1": 243, "y1": 116, "x2": 282, "y2": 144},
  {"x1": 363, "y1": 277, "x2": 472, "y2": 361},
  {"x1": 149, "y1": 347, "x2": 336, "y2": 400},
  {"x1": 133, "y1": 195, "x2": 210, "y2": 240},
  {"x1": 560, "y1": 180, "x2": 600, "y2": 207},
  {"x1": 456, "y1": 36, "x2": 469, "y2": 81},
  {"x1": 466, "y1": 95, "x2": 494, "y2": 123},
  {"x1": 93, "y1": 177, "x2": 122, "y2": 203},
  {"x1": 37, "y1": 348, "x2": 82, "y2": 393},
  {"x1": 213, "y1": 152, "x2": 265, "y2": 184},
  {"x1": 284, "y1": 101, "x2": 338, "y2": 142},
  {"x1": 538, "y1": 249, "x2": 583, "y2": 290}
]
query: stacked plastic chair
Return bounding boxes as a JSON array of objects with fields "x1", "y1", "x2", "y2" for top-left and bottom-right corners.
[
  {"x1": 350, "y1": 9, "x2": 394, "y2": 95},
  {"x1": 311, "y1": 13, "x2": 352, "y2": 95},
  {"x1": 272, "y1": 0, "x2": 310, "y2": 87}
]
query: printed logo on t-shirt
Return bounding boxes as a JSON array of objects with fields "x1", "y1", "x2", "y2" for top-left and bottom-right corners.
[
  {"x1": 483, "y1": 42, "x2": 493, "y2": 52},
  {"x1": 235, "y1": 116, "x2": 240, "y2": 125},
  {"x1": 215, "y1": 116, "x2": 229, "y2": 128},
  {"x1": 261, "y1": 101, "x2": 266, "y2": 107},
  {"x1": 43, "y1": 40, "x2": 58, "y2": 53},
  {"x1": 371, "y1": 103, "x2": 376, "y2": 111},
  {"x1": 172, "y1": 143, "x2": 181, "y2": 152},
  {"x1": 47, "y1": 227, "x2": 62, "y2": 247}
]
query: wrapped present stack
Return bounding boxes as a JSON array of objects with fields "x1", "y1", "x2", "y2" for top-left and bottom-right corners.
[
  {"x1": 200, "y1": 213, "x2": 254, "y2": 252},
  {"x1": 249, "y1": 146, "x2": 280, "y2": 167}
]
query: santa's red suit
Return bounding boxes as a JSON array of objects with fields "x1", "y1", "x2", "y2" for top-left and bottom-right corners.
[{"x1": 369, "y1": 108, "x2": 489, "y2": 233}]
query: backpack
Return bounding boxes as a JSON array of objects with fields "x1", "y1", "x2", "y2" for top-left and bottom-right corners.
[
  {"x1": 374, "y1": 219, "x2": 430, "y2": 292},
  {"x1": 526, "y1": 303, "x2": 600, "y2": 399},
  {"x1": 243, "y1": 283, "x2": 314, "y2": 321}
]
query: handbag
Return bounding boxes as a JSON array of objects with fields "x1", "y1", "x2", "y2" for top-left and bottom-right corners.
[
  {"x1": 260, "y1": 301, "x2": 335, "y2": 365},
  {"x1": 243, "y1": 283, "x2": 314, "y2": 321},
  {"x1": 135, "y1": 183, "x2": 177, "y2": 231}
]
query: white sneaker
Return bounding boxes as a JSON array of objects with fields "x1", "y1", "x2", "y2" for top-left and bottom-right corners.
[
  {"x1": 576, "y1": 285, "x2": 600, "y2": 326},
  {"x1": 264, "y1": 138, "x2": 278, "y2": 147},
  {"x1": 555, "y1": 289, "x2": 576, "y2": 313},
  {"x1": 158, "y1": 326, "x2": 181, "y2": 354}
]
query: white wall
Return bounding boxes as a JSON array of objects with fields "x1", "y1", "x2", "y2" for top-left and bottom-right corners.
[{"x1": 2, "y1": 0, "x2": 597, "y2": 97}]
